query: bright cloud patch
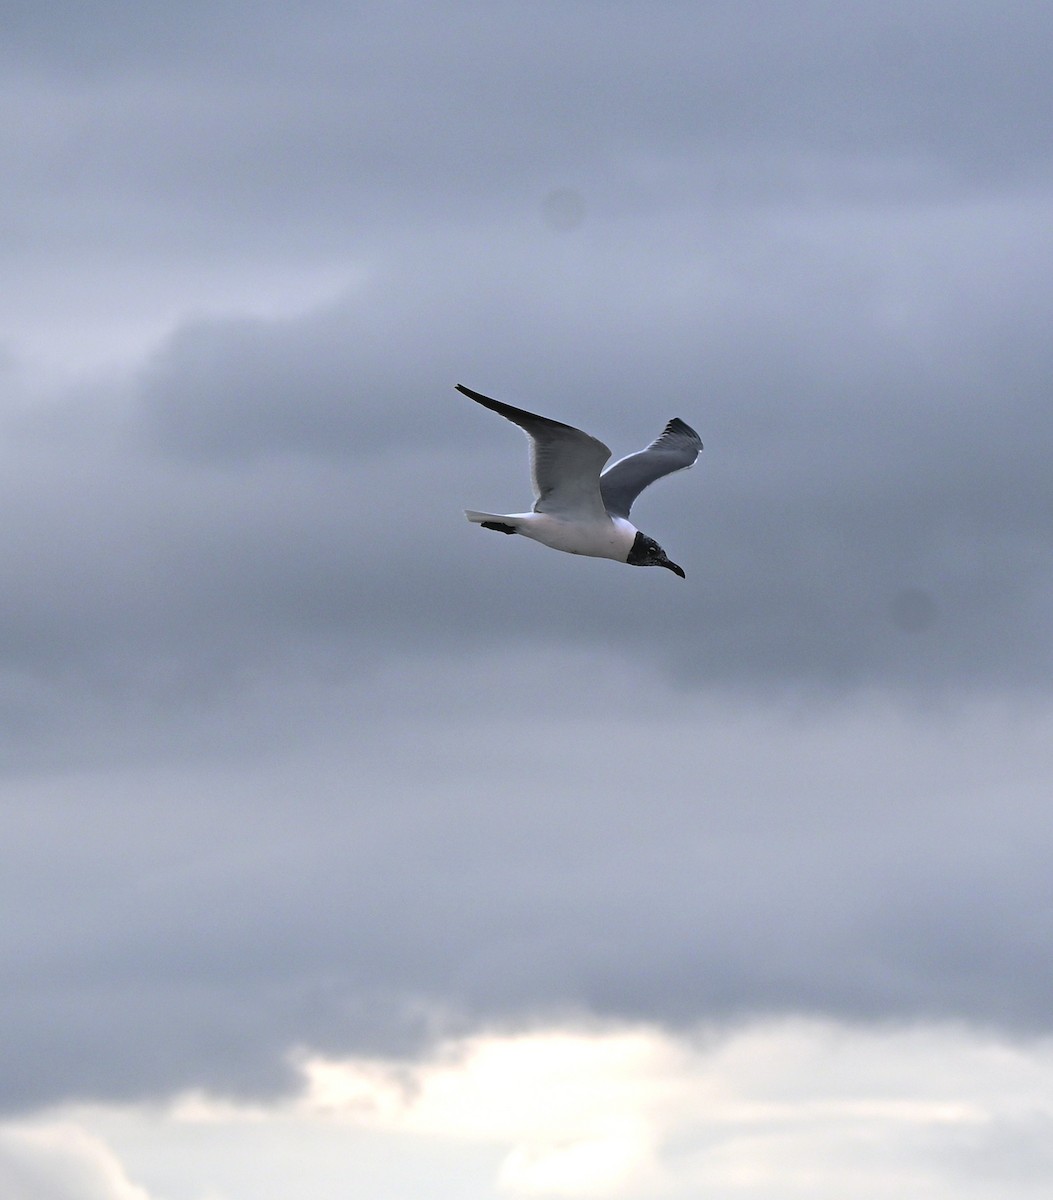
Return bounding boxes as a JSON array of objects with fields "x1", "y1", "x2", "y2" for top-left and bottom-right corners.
[
  {"x1": 297, "y1": 1028, "x2": 671, "y2": 1194},
  {"x1": 286, "y1": 1020, "x2": 1053, "y2": 1197}
]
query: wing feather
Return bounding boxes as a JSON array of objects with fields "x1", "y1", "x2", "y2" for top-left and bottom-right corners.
[
  {"x1": 456, "y1": 385, "x2": 611, "y2": 519},
  {"x1": 599, "y1": 418, "x2": 702, "y2": 519}
]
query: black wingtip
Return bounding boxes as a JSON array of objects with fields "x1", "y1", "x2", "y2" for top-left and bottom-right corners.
[
  {"x1": 667, "y1": 417, "x2": 703, "y2": 446},
  {"x1": 456, "y1": 383, "x2": 501, "y2": 407}
]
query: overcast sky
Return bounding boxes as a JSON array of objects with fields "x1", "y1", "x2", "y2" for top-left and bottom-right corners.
[{"x1": 3, "y1": 2, "x2": 1053, "y2": 1197}]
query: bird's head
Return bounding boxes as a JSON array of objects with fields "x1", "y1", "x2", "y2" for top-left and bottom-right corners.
[{"x1": 626, "y1": 531, "x2": 685, "y2": 578}]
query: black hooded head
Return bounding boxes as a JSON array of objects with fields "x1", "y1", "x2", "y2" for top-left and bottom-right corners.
[{"x1": 626, "y1": 531, "x2": 685, "y2": 578}]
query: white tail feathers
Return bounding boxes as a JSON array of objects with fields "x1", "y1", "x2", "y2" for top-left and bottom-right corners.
[
  {"x1": 466, "y1": 510, "x2": 522, "y2": 536},
  {"x1": 466, "y1": 510, "x2": 513, "y2": 525}
]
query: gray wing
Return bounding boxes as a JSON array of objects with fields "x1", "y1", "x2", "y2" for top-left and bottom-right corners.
[
  {"x1": 599, "y1": 418, "x2": 703, "y2": 519},
  {"x1": 456, "y1": 385, "x2": 612, "y2": 519}
]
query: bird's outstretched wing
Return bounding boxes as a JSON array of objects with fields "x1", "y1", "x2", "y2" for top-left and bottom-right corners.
[
  {"x1": 456, "y1": 384, "x2": 612, "y2": 519},
  {"x1": 599, "y1": 418, "x2": 703, "y2": 519}
]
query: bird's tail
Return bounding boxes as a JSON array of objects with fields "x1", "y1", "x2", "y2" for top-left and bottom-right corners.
[{"x1": 465, "y1": 510, "x2": 519, "y2": 534}]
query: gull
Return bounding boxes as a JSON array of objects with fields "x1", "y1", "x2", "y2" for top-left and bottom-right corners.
[{"x1": 458, "y1": 384, "x2": 702, "y2": 578}]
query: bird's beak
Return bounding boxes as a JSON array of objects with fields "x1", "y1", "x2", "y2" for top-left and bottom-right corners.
[{"x1": 662, "y1": 559, "x2": 686, "y2": 579}]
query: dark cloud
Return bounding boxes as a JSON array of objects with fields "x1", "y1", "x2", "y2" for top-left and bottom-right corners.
[
  {"x1": 2, "y1": 0, "x2": 1053, "y2": 1119},
  {"x1": 4, "y1": 675, "x2": 1052, "y2": 1113},
  {"x1": 5, "y1": 2, "x2": 1052, "y2": 261}
]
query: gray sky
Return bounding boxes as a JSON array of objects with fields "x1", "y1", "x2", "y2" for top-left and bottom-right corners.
[{"x1": 3, "y1": 2, "x2": 1053, "y2": 1195}]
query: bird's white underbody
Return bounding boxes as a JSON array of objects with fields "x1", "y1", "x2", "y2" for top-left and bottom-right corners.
[{"x1": 465, "y1": 510, "x2": 639, "y2": 561}]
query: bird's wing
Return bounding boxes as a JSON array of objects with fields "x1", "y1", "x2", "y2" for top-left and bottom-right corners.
[
  {"x1": 599, "y1": 418, "x2": 703, "y2": 519},
  {"x1": 457, "y1": 384, "x2": 612, "y2": 519}
]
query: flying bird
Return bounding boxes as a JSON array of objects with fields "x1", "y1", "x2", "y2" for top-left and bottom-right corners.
[{"x1": 458, "y1": 384, "x2": 702, "y2": 578}]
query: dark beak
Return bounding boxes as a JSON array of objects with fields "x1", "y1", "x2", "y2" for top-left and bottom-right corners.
[{"x1": 662, "y1": 560, "x2": 686, "y2": 579}]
